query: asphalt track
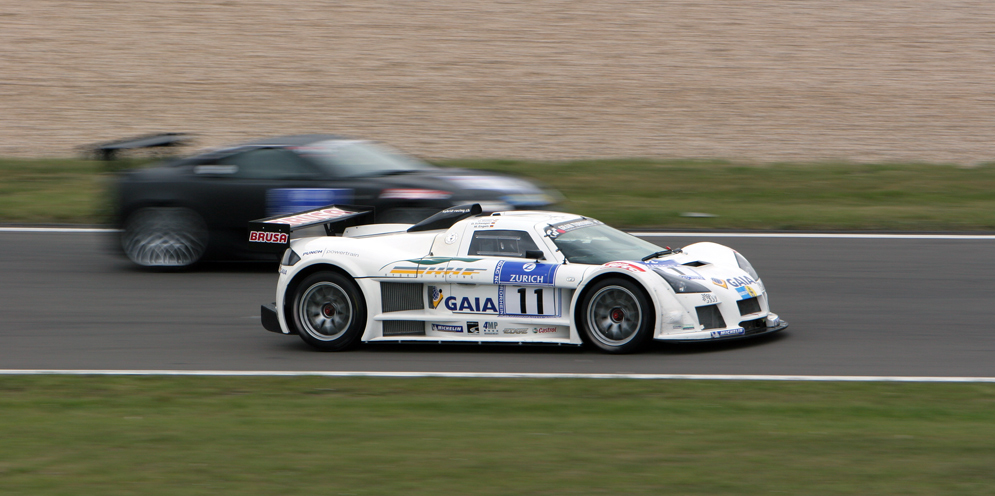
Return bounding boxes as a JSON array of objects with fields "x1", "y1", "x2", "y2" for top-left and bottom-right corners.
[{"x1": 2, "y1": 231, "x2": 994, "y2": 377}]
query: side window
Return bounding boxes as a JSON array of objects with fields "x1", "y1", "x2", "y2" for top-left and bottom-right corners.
[
  {"x1": 216, "y1": 148, "x2": 318, "y2": 179},
  {"x1": 468, "y1": 230, "x2": 540, "y2": 258}
]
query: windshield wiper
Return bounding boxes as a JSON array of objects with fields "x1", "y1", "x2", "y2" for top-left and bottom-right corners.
[{"x1": 641, "y1": 247, "x2": 681, "y2": 261}]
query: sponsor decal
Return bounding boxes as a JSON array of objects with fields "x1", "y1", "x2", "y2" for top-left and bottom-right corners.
[
  {"x1": 445, "y1": 232, "x2": 459, "y2": 244},
  {"x1": 325, "y1": 249, "x2": 359, "y2": 257},
  {"x1": 726, "y1": 276, "x2": 756, "y2": 288},
  {"x1": 735, "y1": 285, "x2": 759, "y2": 299},
  {"x1": 665, "y1": 266, "x2": 705, "y2": 281},
  {"x1": 711, "y1": 277, "x2": 728, "y2": 289},
  {"x1": 710, "y1": 328, "x2": 746, "y2": 338},
  {"x1": 387, "y1": 265, "x2": 487, "y2": 278},
  {"x1": 383, "y1": 257, "x2": 485, "y2": 276},
  {"x1": 640, "y1": 260, "x2": 705, "y2": 281},
  {"x1": 249, "y1": 231, "x2": 289, "y2": 244},
  {"x1": 503, "y1": 328, "x2": 529, "y2": 335},
  {"x1": 532, "y1": 327, "x2": 558, "y2": 334},
  {"x1": 472, "y1": 219, "x2": 498, "y2": 229},
  {"x1": 301, "y1": 249, "x2": 323, "y2": 257},
  {"x1": 407, "y1": 257, "x2": 481, "y2": 265},
  {"x1": 701, "y1": 293, "x2": 719, "y2": 304},
  {"x1": 427, "y1": 286, "x2": 444, "y2": 309},
  {"x1": 493, "y1": 260, "x2": 558, "y2": 286},
  {"x1": 482, "y1": 322, "x2": 499, "y2": 334},
  {"x1": 467, "y1": 321, "x2": 480, "y2": 334},
  {"x1": 278, "y1": 268, "x2": 288, "y2": 275},
  {"x1": 265, "y1": 188, "x2": 352, "y2": 216},
  {"x1": 603, "y1": 261, "x2": 647, "y2": 273},
  {"x1": 431, "y1": 324, "x2": 463, "y2": 333},
  {"x1": 438, "y1": 205, "x2": 475, "y2": 215},
  {"x1": 265, "y1": 207, "x2": 355, "y2": 227},
  {"x1": 445, "y1": 296, "x2": 499, "y2": 313},
  {"x1": 543, "y1": 218, "x2": 603, "y2": 239}
]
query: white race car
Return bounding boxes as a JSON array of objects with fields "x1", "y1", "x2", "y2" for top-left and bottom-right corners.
[{"x1": 253, "y1": 204, "x2": 787, "y2": 353}]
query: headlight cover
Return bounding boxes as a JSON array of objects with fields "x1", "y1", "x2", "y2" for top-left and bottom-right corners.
[
  {"x1": 734, "y1": 252, "x2": 759, "y2": 280},
  {"x1": 654, "y1": 268, "x2": 712, "y2": 294},
  {"x1": 281, "y1": 248, "x2": 301, "y2": 266}
]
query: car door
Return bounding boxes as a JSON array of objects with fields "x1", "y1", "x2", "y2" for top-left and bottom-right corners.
[
  {"x1": 184, "y1": 147, "x2": 340, "y2": 252},
  {"x1": 446, "y1": 227, "x2": 563, "y2": 327}
]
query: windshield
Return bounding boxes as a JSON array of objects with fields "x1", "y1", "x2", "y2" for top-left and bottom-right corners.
[
  {"x1": 548, "y1": 221, "x2": 664, "y2": 265},
  {"x1": 294, "y1": 140, "x2": 434, "y2": 178}
]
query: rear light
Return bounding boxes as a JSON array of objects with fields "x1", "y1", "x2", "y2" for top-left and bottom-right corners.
[{"x1": 379, "y1": 189, "x2": 452, "y2": 200}]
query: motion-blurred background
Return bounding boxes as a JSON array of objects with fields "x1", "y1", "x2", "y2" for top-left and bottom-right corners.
[{"x1": 3, "y1": 0, "x2": 993, "y2": 164}]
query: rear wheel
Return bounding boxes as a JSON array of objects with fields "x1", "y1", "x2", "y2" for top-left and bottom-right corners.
[
  {"x1": 121, "y1": 207, "x2": 208, "y2": 268},
  {"x1": 580, "y1": 278, "x2": 654, "y2": 353},
  {"x1": 291, "y1": 271, "x2": 366, "y2": 351}
]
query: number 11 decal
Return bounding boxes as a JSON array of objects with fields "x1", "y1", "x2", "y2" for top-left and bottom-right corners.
[
  {"x1": 517, "y1": 288, "x2": 544, "y2": 314},
  {"x1": 504, "y1": 286, "x2": 558, "y2": 316}
]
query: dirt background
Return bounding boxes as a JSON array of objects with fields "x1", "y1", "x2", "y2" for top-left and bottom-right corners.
[{"x1": 2, "y1": 1, "x2": 993, "y2": 163}]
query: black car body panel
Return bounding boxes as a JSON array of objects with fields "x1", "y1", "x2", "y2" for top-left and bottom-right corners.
[{"x1": 114, "y1": 135, "x2": 558, "y2": 264}]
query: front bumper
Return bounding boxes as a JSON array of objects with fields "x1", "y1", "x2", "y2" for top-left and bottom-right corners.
[
  {"x1": 261, "y1": 302, "x2": 292, "y2": 334},
  {"x1": 657, "y1": 319, "x2": 789, "y2": 342}
]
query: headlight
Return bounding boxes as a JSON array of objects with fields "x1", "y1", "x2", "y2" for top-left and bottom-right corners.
[
  {"x1": 281, "y1": 248, "x2": 301, "y2": 266},
  {"x1": 735, "y1": 252, "x2": 759, "y2": 280},
  {"x1": 654, "y1": 269, "x2": 711, "y2": 294}
]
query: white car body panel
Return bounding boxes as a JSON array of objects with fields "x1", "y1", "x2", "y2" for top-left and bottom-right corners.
[{"x1": 266, "y1": 210, "x2": 786, "y2": 348}]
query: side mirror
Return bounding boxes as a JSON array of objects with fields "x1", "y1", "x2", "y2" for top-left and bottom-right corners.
[{"x1": 525, "y1": 249, "x2": 546, "y2": 261}]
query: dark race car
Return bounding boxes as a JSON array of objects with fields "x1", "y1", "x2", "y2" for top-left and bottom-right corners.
[{"x1": 113, "y1": 135, "x2": 558, "y2": 267}]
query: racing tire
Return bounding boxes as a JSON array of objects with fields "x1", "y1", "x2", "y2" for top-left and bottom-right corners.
[
  {"x1": 291, "y1": 271, "x2": 366, "y2": 351},
  {"x1": 121, "y1": 207, "x2": 209, "y2": 268},
  {"x1": 580, "y1": 278, "x2": 654, "y2": 354}
]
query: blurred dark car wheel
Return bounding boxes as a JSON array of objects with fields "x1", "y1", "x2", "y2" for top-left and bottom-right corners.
[{"x1": 121, "y1": 207, "x2": 209, "y2": 268}]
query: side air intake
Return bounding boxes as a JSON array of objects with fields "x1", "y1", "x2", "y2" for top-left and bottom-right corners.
[
  {"x1": 382, "y1": 320, "x2": 426, "y2": 336},
  {"x1": 381, "y1": 283, "x2": 424, "y2": 312},
  {"x1": 696, "y1": 304, "x2": 726, "y2": 330},
  {"x1": 737, "y1": 297, "x2": 761, "y2": 316}
]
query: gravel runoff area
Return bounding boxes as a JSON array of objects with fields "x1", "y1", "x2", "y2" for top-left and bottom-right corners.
[{"x1": 2, "y1": 1, "x2": 994, "y2": 164}]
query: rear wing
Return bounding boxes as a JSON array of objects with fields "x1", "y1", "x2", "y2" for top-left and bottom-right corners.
[{"x1": 247, "y1": 204, "x2": 375, "y2": 252}]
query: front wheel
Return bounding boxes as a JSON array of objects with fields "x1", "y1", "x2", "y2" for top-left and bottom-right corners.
[
  {"x1": 580, "y1": 278, "x2": 654, "y2": 354},
  {"x1": 291, "y1": 271, "x2": 366, "y2": 351}
]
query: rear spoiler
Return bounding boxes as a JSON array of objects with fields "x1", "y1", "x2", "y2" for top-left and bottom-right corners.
[{"x1": 247, "y1": 204, "x2": 375, "y2": 252}]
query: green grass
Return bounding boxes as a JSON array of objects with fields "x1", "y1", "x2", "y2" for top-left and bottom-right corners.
[
  {"x1": 447, "y1": 158, "x2": 995, "y2": 230},
  {"x1": 3, "y1": 157, "x2": 995, "y2": 229},
  {"x1": 0, "y1": 158, "x2": 125, "y2": 225},
  {"x1": 2, "y1": 376, "x2": 995, "y2": 495}
]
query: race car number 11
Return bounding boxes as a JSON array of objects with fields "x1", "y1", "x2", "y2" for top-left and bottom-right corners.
[{"x1": 504, "y1": 286, "x2": 558, "y2": 316}]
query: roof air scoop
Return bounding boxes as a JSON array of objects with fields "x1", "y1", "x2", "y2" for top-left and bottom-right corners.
[{"x1": 407, "y1": 203, "x2": 482, "y2": 232}]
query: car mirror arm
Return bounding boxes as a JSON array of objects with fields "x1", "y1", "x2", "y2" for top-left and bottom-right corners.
[{"x1": 524, "y1": 249, "x2": 546, "y2": 262}]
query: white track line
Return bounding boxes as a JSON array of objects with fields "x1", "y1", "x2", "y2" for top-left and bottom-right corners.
[
  {"x1": 633, "y1": 232, "x2": 995, "y2": 240},
  {"x1": 0, "y1": 227, "x2": 117, "y2": 233},
  {"x1": 3, "y1": 226, "x2": 995, "y2": 239},
  {"x1": 1, "y1": 370, "x2": 994, "y2": 382}
]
